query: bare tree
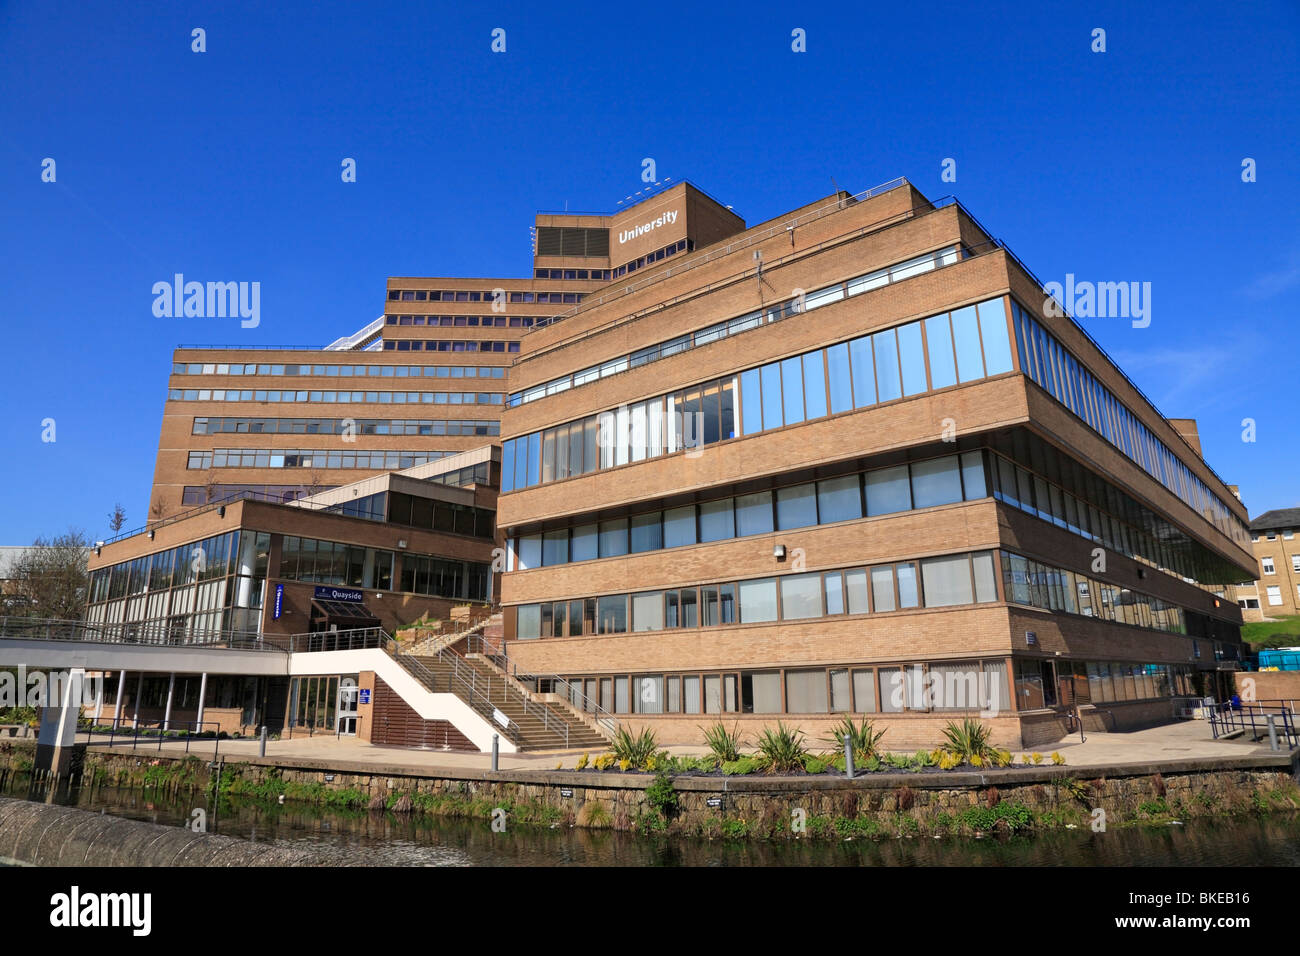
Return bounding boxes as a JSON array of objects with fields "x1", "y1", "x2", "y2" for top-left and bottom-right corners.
[
  {"x1": 7, "y1": 529, "x2": 92, "y2": 620},
  {"x1": 107, "y1": 503, "x2": 127, "y2": 534},
  {"x1": 149, "y1": 498, "x2": 166, "y2": 521},
  {"x1": 202, "y1": 467, "x2": 220, "y2": 504}
]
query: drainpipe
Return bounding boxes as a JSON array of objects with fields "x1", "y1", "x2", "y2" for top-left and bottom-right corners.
[
  {"x1": 163, "y1": 673, "x2": 176, "y2": 731},
  {"x1": 196, "y1": 672, "x2": 208, "y2": 734},
  {"x1": 113, "y1": 671, "x2": 126, "y2": 729}
]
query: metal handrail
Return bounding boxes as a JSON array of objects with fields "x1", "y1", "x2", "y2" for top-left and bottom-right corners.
[
  {"x1": 1208, "y1": 701, "x2": 1298, "y2": 748},
  {"x1": 0, "y1": 616, "x2": 283, "y2": 652},
  {"x1": 464, "y1": 634, "x2": 618, "y2": 736},
  {"x1": 80, "y1": 717, "x2": 226, "y2": 759}
]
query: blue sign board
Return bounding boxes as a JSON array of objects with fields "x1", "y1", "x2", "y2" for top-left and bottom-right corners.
[
  {"x1": 272, "y1": 584, "x2": 284, "y2": 620},
  {"x1": 314, "y1": 586, "x2": 364, "y2": 603},
  {"x1": 359, "y1": 689, "x2": 371, "y2": 704}
]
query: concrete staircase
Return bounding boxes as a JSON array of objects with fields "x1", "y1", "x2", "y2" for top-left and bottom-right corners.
[{"x1": 399, "y1": 648, "x2": 608, "y2": 752}]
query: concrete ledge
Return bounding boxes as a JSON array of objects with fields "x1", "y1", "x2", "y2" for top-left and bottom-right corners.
[{"x1": 0, "y1": 797, "x2": 328, "y2": 867}]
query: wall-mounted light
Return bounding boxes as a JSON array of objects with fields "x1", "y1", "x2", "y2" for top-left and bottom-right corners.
[
  {"x1": 217, "y1": 506, "x2": 226, "y2": 518},
  {"x1": 397, "y1": 539, "x2": 408, "y2": 549},
  {"x1": 147, "y1": 530, "x2": 155, "y2": 540},
  {"x1": 773, "y1": 544, "x2": 786, "y2": 561}
]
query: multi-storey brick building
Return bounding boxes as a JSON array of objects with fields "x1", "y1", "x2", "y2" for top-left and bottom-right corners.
[
  {"x1": 1236, "y1": 508, "x2": 1300, "y2": 622},
  {"x1": 495, "y1": 178, "x2": 1255, "y2": 750}
]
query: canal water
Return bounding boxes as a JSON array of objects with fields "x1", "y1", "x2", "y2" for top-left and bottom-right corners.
[{"x1": 5, "y1": 777, "x2": 1300, "y2": 866}]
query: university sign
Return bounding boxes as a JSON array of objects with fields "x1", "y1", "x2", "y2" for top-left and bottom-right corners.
[{"x1": 617, "y1": 209, "x2": 678, "y2": 245}]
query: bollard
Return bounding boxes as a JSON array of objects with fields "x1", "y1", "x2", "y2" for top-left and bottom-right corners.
[
  {"x1": 1267, "y1": 714, "x2": 1279, "y2": 752},
  {"x1": 260, "y1": 725, "x2": 268, "y2": 757},
  {"x1": 844, "y1": 734, "x2": 855, "y2": 779},
  {"x1": 492, "y1": 733, "x2": 499, "y2": 772}
]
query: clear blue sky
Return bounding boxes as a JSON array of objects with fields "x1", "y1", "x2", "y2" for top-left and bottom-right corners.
[{"x1": 2, "y1": 1, "x2": 1297, "y2": 544}]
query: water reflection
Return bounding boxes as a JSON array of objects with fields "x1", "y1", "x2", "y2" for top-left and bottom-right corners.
[{"x1": 5, "y1": 776, "x2": 1300, "y2": 867}]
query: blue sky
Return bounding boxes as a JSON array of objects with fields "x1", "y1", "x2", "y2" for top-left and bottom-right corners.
[{"x1": 1, "y1": 1, "x2": 1297, "y2": 543}]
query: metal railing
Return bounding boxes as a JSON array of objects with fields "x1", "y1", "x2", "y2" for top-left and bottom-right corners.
[
  {"x1": 78, "y1": 717, "x2": 226, "y2": 758},
  {"x1": 464, "y1": 634, "x2": 618, "y2": 737},
  {"x1": 285, "y1": 627, "x2": 388, "y2": 653},
  {"x1": 1208, "y1": 701, "x2": 1298, "y2": 749},
  {"x1": 0, "y1": 617, "x2": 283, "y2": 652},
  {"x1": 526, "y1": 176, "x2": 910, "y2": 334}
]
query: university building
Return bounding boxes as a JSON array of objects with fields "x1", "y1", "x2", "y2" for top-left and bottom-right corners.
[
  {"x1": 58, "y1": 176, "x2": 1255, "y2": 753},
  {"x1": 1235, "y1": 508, "x2": 1300, "y2": 621},
  {"x1": 495, "y1": 179, "x2": 1254, "y2": 749}
]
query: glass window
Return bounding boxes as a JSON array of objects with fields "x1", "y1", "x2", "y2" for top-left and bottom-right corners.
[
  {"x1": 735, "y1": 491, "x2": 774, "y2": 536},
  {"x1": 780, "y1": 356, "x2": 804, "y2": 425},
  {"x1": 776, "y1": 483, "x2": 817, "y2": 530},
  {"x1": 824, "y1": 571, "x2": 845, "y2": 615},
  {"x1": 853, "y1": 670, "x2": 877, "y2": 712},
  {"x1": 738, "y1": 578, "x2": 778, "y2": 623},
  {"x1": 866, "y1": 464, "x2": 911, "y2": 515},
  {"x1": 542, "y1": 530, "x2": 568, "y2": 566},
  {"x1": 699, "y1": 498, "x2": 734, "y2": 542},
  {"x1": 802, "y1": 352, "x2": 827, "y2": 419},
  {"x1": 817, "y1": 474, "x2": 862, "y2": 524},
  {"x1": 960, "y1": 451, "x2": 987, "y2": 499},
  {"x1": 972, "y1": 552, "x2": 998, "y2": 602},
  {"x1": 849, "y1": 336, "x2": 876, "y2": 407},
  {"x1": 950, "y1": 305, "x2": 985, "y2": 382},
  {"x1": 911, "y1": 456, "x2": 963, "y2": 508},
  {"x1": 760, "y1": 362, "x2": 783, "y2": 430},
  {"x1": 873, "y1": 329, "x2": 902, "y2": 401},
  {"x1": 740, "y1": 369, "x2": 763, "y2": 435},
  {"x1": 924, "y1": 314, "x2": 957, "y2": 389},
  {"x1": 826, "y1": 343, "x2": 853, "y2": 414},
  {"x1": 629, "y1": 512, "x2": 662, "y2": 553},
  {"x1": 597, "y1": 595, "x2": 627, "y2": 633},
  {"x1": 516, "y1": 604, "x2": 541, "y2": 640},
  {"x1": 978, "y1": 298, "x2": 1014, "y2": 374},
  {"x1": 786, "y1": 670, "x2": 828, "y2": 713},
  {"x1": 571, "y1": 523, "x2": 598, "y2": 562},
  {"x1": 845, "y1": 568, "x2": 870, "y2": 614},
  {"x1": 920, "y1": 554, "x2": 974, "y2": 607},
  {"x1": 631, "y1": 591, "x2": 664, "y2": 632},
  {"x1": 599, "y1": 518, "x2": 628, "y2": 557},
  {"x1": 897, "y1": 322, "x2": 927, "y2": 396},
  {"x1": 830, "y1": 669, "x2": 852, "y2": 712},
  {"x1": 663, "y1": 505, "x2": 696, "y2": 549},
  {"x1": 870, "y1": 566, "x2": 896, "y2": 612},
  {"x1": 744, "y1": 671, "x2": 782, "y2": 713},
  {"x1": 780, "y1": 573, "x2": 822, "y2": 619},
  {"x1": 879, "y1": 668, "x2": 904, "y2": 712},
  {"x1": 517, "y1": 535, "x2": 542, "y2": 571}
]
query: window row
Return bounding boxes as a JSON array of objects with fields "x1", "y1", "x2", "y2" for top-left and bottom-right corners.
[
  {"x1": 386, "y1": 314, "x2": 542, "y2": 326},
  {"x1": 1011, "y1": 301, "x2": 1247, "y2": 547},
  {"x1": 611, "y1": 238, "x2": 693, "y2": 279},
  {"x1": 381, "y1": 340, "x2": 522, "y2": 353},
  {"x1": 193, "y1": 417, "x2": 499, "y2": 436},
  {"x1": 89, "y1": 532, "x2": 268, "y2": 604},
  {"x1": 386, "y1": 491, "x2": 496, "y2": 539},
  {"x1": 510, "y1": 246, "x2": 968, "y2": 406},
  {"x1": 187, "y1": 449, "x2": 458, "y2": 470},
  {"x1": 535, "y1": 267, "x2": 610, "y2": 281},
  {"x1": 398, "y1": 555, "x2": 491, "y2": 602},
  {"x1": 279, "y1": 536, "x2": 394, "y2": 590},
  {"x1": 501, "y1": 296, "x2": 1012, "y2": 492},
  {"x1": 513, "y1": 551, "x2": 1000, "y2": 639},
  {"x1": 510, "y1": 451, "x2": 987, "y2": 569},
  {"x1": 423, "y1": 462, "x2": 491, "y2": 488},
  {"x1": 182, "y1": 484, "x2": 335, "y2": 506},
  {"x1": 999, "y1": 550, "x2": 1187, "y2": 634},
  {"x1": 550, "y1": 660, "x2": 1008, "y2": 716},
  {"x1": 388, "y1": 288, "x2": 585, "y2": 304},
  {"x1": 169, "y1": 388, "x2": 504, "y2": 409},
  {"x1": 173, "y1": 362, "x2": 507, "y2": 379}
]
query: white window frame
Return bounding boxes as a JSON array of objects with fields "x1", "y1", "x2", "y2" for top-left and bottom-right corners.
[
  {"x1": 1267, "y1": 586, "x2": 1283, "y2": 606},
  {"x1": 1262, "y1": 556, "x2": 1276, "y2": 575}
]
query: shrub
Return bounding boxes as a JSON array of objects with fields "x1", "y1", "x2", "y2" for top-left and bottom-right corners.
[
  {"x1": 822, "y1": 716, "x2": 887, "y2": 761},
  {"x1": 994, "y1": 801, "x2": 1033, "y2": 831},
  {"x1": 939, "y1": 718, "x2": 998, "y2": 764},
  {"x1": 700, "y1": 721, "x2": 744, "y2": 763},
  {"x1": 592, "y1": 753, "x2": 616, "y2": 771},
  {"x1": 721, "y1": 756, "x2": 762, "y2": 776},
  {"x1": 617, "y1": 758, "x2": 631, "y2": 772},
  {"x1": 575, "y1": 752, "x2": 589, "y2": 770},
  {"x1": 1030, "y1": 753, "x2": 1044, "y2": 765},
  {"x1": 1050, "y1": 752, "x2": 1065, "y2": 766},
  {"x1": 754, "y1": 722, "x2": 807, "y2": 774},
  {"x1": 610, "y1": 726, "x2": 659, "y2": 766},
  {"x1": 802, "y1": 755, "x2": 828, "y2": 774},
  {"x1": 645, "y1": 772, "x2": 678, "y2": 818}
]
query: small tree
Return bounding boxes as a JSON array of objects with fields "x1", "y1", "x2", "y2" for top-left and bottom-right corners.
[
  {"x1": 149, "y1": 498, "x2": 166, "y2": 521},
  {"x1": 7, "y1": 529, "x2": 92, "y2": 620},
  {"x1": 107, "y1": 503, "x2": 127, "y2": 534}
]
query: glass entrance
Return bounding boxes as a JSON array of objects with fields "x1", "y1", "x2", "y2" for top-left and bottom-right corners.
[{"x1": 337, "y1": 678, "x2": 359, "y2": 735}]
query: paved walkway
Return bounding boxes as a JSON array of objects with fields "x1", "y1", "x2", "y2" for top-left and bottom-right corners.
[{"x1": 79, "y1": 718, "x2": 1289, "y2": 777}]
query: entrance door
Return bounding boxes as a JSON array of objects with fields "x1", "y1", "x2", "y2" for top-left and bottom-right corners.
[
  {"x1": 337, "y1": 678, "x2": 359, "y2": 735},
  {"x1": 1040, "y1": 660, "x2": 1058, "y2": 707}
]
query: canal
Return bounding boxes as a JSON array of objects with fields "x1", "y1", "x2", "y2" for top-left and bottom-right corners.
[{"x1": 5, "y1": 775, "x2": 1300, "y2": 866}]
